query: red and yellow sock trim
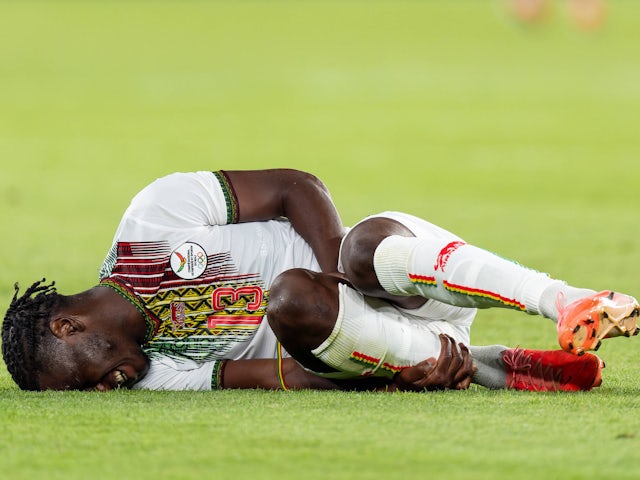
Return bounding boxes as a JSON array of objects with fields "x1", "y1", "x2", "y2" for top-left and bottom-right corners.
[
  {"x1": 350, "y1": 351, "x2": 379, "y2": 369},
  {"x1": 408, "y1": 273, "x2": 437, "y2": 287},
  {"x1": 443, "y1": 280, "x2": 526, "y2": 311},
  {"x1": 351, "y1": 352, "x2": 404, "y2": 376},
  {"x1": 380, "y1": 362, "x2": 405, "y2": 374}
]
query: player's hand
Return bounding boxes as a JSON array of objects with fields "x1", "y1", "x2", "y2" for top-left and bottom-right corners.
[{"x1": 392, "y1": 334, "x2": 476, "y2": 391}]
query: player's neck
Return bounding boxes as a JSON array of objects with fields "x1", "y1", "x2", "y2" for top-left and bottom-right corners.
[{"x1": 76, "y1": 286, "x2": 148, "y2": 343}]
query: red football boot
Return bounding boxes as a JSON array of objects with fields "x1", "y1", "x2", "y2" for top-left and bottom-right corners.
[{"x1": 503, "y1": 348, "x2": 603, "y2": 391}]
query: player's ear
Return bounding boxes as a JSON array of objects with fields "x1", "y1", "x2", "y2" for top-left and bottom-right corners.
[{"x1": 50, "y1": 316, "x2": 85, "y2": 339}]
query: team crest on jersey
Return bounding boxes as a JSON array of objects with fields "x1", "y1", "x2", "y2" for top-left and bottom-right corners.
[
  {"x1": 170, "y1": 242, "x2": 208, "y2": 279},
  {"x1": 170, "y1": 301, "x2": 186, "y2": 330}
]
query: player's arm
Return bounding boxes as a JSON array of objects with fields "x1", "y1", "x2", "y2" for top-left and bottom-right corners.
[
  {"x1": 222, "y1": 359, "x2": 397, "y2": 391},
  {"x1": 224, "y1": 169, "x2": 345, "y2": 273},
  {"x1": 131, "y1": 355, "x2": 339, "y2": 391},
  {"x1": 222, "y1": 334, "x2": 475, "y2": 391},
  {"x1": 222, "y1": 358, "x2": 339, "y2": 390},
  {"x1": 223, "y1": 358, "x2": 401, "y2": 391},
  {"x1": 131, "y1": 345, "x2": 473, "y2": 391}
]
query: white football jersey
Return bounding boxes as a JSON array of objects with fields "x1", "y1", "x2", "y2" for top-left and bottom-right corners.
[{"x1": 98, "y1": 171, "x2": 320, "y2": 389}]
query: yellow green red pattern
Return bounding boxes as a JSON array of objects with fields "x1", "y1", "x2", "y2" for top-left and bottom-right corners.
[
  {"x1": 351, "y1": 351, "x2": 378, "y2": 369},
  {"x1": 408, "y1": 273, "x2": 437, "y2": 287},
  {"x1": 213, "y1": 170, "x2": 239, "y2": 224},
  {"x1": 380, "y1": 362, "x2": 405, "y2": 374},
  {"x1": 443, "y1": 280, "x2": 526, "y2": 311},
  {"x1": 351, "y1": 351, "x2": 405, "y2": 375}
]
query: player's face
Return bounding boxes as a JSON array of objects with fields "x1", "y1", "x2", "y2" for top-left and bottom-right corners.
[{"x1": 38, "y1": 332, "x2": 150, "y2": 391}]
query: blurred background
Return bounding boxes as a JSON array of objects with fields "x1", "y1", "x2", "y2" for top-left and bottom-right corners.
[{"x1": 1, "y1": 0, "x2": 639, "y2": 352}]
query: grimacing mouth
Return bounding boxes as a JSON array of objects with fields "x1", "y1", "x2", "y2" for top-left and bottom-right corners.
[
  {"x1": 113, "y1": 369, "x2": 127, "y2": 387},
  {"x1": 94, "y1": 364, "x2": 140, "y2": 391}
]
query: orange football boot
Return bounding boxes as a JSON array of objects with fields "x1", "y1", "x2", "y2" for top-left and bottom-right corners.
[{"x1": 557, "y1": 291, "x2": 640, "y2": 355}]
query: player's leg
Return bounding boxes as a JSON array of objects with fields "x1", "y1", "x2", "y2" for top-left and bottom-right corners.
[
  {"x1": 266, "y1": 269, "x2": 342, "y2": 376},
  {"x1": 267, "y1": 268, "x2": 602, "y2": 391},
  {"x1": 267, "y1": 268, "x2": 474, "y2": 389},
  {"x1": 340, "y1": 213, "x2": 639, "y2": 355},
  {"x1": 340, "y1": 214, "x2": 587, "y2": 318}
]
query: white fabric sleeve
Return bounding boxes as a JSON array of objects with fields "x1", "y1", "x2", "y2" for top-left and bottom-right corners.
[
  {"x1": 131, "y1": 354, "x2": 217, "y2": 391},
  {"x1": 122, "y1": 171, "x2": 231, "y2": 230}
]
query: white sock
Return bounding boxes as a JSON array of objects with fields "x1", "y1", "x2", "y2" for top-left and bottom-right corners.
[
  {"x1": 311, "y1": 284, "x2": 449, "y2": 379},
  {"x1": 374, "y1": 235, "x2": 564, "y2": 316},
  {"x1": 538, "y1": 283, "x2": 596, "y2": 322}
]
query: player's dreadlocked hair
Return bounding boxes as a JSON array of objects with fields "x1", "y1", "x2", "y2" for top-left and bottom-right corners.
[{"x1": 2, "y1": 279, "x2": 63, "y2": 391}]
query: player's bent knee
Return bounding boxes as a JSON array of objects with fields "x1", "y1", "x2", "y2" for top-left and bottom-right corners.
[
  {"x1": 267, "y1": 269, "x2": 340, "y2": 351},
  {"x1": 267, "y1": 269, "x2": 309, "y2": 336},
  {"x1": 340, "y1": 227, "x2": 381, "y2": 294},
  {"x1": 341, "y1": 217, "x2": 414, "y2": 296}
]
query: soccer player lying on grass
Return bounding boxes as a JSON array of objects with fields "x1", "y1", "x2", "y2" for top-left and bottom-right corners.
[{"x1": 3, "y1": 169, "x2": 638, "y2": 392}]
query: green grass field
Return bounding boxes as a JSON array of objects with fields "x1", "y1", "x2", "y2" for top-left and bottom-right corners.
[{"x1": 2, "y1": 1, "x2": 640, "y2": 478}]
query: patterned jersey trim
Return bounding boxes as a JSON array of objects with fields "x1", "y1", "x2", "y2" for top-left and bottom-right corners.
[
  {"x1": 211, "y1": 360, "x2": 227, "y2": 390},
  {"x1": 98, "y1": 278, "x2": 161, "y2": 342},
  {"x1": 213, "y1": 170, "x2": 239, "y2": 224},
  {"x1": 99, "y1": 242, "x2": 118, "y2": 280}
]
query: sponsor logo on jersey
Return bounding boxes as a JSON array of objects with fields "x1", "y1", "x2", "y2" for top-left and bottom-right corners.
[{"x1": 170, "y1": 242, "x2": 208, "y2": 279}]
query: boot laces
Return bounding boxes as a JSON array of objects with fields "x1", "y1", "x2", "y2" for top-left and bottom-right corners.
[{"x1": 503, "y1": 348, "x2": 566, "y2": 391}]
